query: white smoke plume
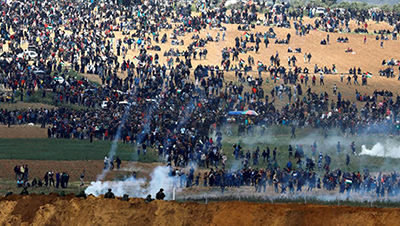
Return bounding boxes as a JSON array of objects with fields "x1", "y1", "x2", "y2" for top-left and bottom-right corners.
[
  {"x1": 147, "y1": 166, "x2": 180, "y2": 200},
  {"x1": 97, "y1": 93, "x2": 134, "y2": 181},
  {"x1": 85, "y1": 177, "x2": 147, "y2": 197},
  {"x1": 360, "y1": 141, "x2": 400, "y2": 159},
  {"x1": 85, "y1": 166, "x2": 180, "y2": 200}
]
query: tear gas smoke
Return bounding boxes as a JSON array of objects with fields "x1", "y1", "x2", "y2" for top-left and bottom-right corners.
[
  {"x1": 97, "y1": 96, "x2": 133, "y2": 181},
  {"x1": 85, "y1": 177, "x2": 147, "y2": 197},
  {"x1": 86, "y1": 166, "x2": 179, "y2": 200},
  {"x1": 360, "y1": 141, "x2": 400, "y2": 159}
]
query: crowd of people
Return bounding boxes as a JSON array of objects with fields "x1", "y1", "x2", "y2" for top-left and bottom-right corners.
[
  {"x1": 14, "y1": 164, "x2": 71, "y2": 189},
  {"x1": 0, "y1": 0, "x2": 400, "y2": 198}
]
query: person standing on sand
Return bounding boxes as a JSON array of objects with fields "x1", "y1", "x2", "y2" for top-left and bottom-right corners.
[
  {"x1": 56, "y1": 172, "x2": 60, "y2": 188},
  {"x1": 80, "y1": 170, "x2": 85, "y2": 186},
  {"x1": 116, "y1": 157, "x2": 122, "y2": 169},
  {"x1": 49, "y1": 171, "x2": 55, "y2": 187}
]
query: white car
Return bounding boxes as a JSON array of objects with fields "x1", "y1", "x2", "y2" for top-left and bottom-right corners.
[
  {"x1": 17, "y1": 51, "x2": 38, "y2": 60},
  {"x1": 315, "y1": 7, "x2": 326, "y2": 16}
]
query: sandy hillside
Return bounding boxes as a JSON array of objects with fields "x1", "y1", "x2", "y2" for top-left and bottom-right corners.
[
  {"x1": 112, "y1": 17, "x2": 400, "y2": 75},
  {"x1": 0, "y1": 194, "x2": 399, "y2": 226},
  {"x1": 106, "y1": 17, "x2": 400, "y2": 103}
]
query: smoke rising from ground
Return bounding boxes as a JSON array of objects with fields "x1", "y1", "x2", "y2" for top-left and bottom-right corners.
[
  {"x1": 96, "y1": 101, "x2": 132, "y2": 181},
  {"x1": 85, "y1": 177, "x2": 147, "y2": 197},
  {"x1": 360, "y1": 141, "x2": 400, "y2": 159},
  {"x1": 85, "y1": 166, "x2": 179, "y2": 200}
]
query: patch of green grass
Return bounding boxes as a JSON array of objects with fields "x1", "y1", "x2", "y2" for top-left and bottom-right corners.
[
  {"x1": 0, "y1": 139, "x2": 159, "y2": 162},
  {"x1": 13, "y1": 89, "x2": 88, "y2": 110},
  {"x1": 2, "y1": 126, "x2": 400, "y2": 173}
]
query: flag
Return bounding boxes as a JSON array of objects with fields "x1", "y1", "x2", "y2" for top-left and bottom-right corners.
[
  {"x1": 133, "y1": 56, "x2": 139, "y2": 61},
  {"x1": 366, "y1": 72, "x2": 372, "y2": 78},
  {"x1": 257, "y1": 61, "x2": 263, "y2": 67},
  {"x1": 244, "y1": 32, "x2": 250, "y2": 38},
  {"x1": 240, "y1": 59, "x2": 245, "y2": 65}
]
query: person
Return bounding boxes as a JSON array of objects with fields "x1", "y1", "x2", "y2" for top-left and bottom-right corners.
[
  {"x1": 156, "y1": 188, "x2": 165, "y2": 200},
  {"x1": 76, "y1": 191, "x2": 87, "y2": 199},
  {"x1": 350, "y1": 141, "x2": 356, "y2": 154},
  {"x1": 291, "y1": 125, "x2": 296, "y2": 138},
  {"x1": 104, "y1": 156, "x2": 109, "y2": 169},
  {"x1": 80, "y1": 170, "x2": 85, "y2": 186},
  {"x1": 145, "y1": 194, "x2": 154, "y2": 203},
  {"x1": 380, "y1": 41, "x2": 384, "y2": 48},
  {"x1": 333, "y1": 84, "x2": 337, "y2": 95},
  {"x1": 48, "y1": 171, "x2": 55, "y2": 187},
  {"x1": 47, "y1": 126, "x2": 52, "y2": 138},
  {"x1": 56, "y1": 172, "x2": 60, "y2": 188},
  {"x1": 337, "y1": 142, "x2": 341, "y2": 155},
  {"x1": 346, "y1": 154, "x2": 350, "y2": 166},
  {"x1": 62, "y1": 172, "x2": 69, "y2": 188},
  {"x1": 105, "y1": 189, "x2": 115, "y2": 199},
  {"x1": 20, "y1": 187, "x2": 29, "y2": 195},
  {"x1": 121, "y1": 194, "x2": 130, "y2": 201},
  {"x1": 116, "y1": 157, "x2": 122, "y2": 169}
]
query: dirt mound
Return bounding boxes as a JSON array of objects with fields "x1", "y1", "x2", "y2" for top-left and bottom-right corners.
[{"x1": 0, "y1": 194, "x2": 399, "y2": 226}]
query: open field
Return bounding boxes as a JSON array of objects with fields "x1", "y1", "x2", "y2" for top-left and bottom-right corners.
[
  {"x1": 0, "y1": 125, "x2": 47, "y2": 139},
  {"x1": 0, "y1": 138, "x2": 158, "y2": 161},
  {"x1": 0, "y1": 126, "x2": 399, "y2": 183}
]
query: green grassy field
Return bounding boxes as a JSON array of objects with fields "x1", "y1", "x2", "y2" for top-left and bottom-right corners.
[
  {"x1": 1, "y1": 126, "x2": 400, "y2": 173},
  {"x1": 0, "y1": 138, "x2": 158, "y2": 162},
  {"x1": 220, "y1": 126, "x2": 400, "y2": 173}
]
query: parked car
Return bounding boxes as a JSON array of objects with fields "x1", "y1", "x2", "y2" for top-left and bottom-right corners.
[
  {"x1": 17, "y1": 51, "x2": 38, "y2": 60},
  {"x1": 315, "y1": 7, "x2": 326, "y2": 16}
]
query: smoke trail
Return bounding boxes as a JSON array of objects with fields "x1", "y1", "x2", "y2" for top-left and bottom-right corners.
[
  {"x1": 97, "y1": 91, "x2": 134, "y2": 181},
  {"x1": 147, "y1": 166, "x2": 180, "y2": 200}
]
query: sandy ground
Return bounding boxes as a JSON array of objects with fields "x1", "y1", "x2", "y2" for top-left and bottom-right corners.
[
  {"x1": 0, "y1": 125, "x2": 47, "y2": 139},
  {"x1": 110, "y1": 16, "x2": 400, "y2": 75},
  {"x1": 106, "y1": 17, "x2": 400, "y2": 103},
  {"x1": 0, "y1": 194, "x2": 399, "y2": 226}
]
